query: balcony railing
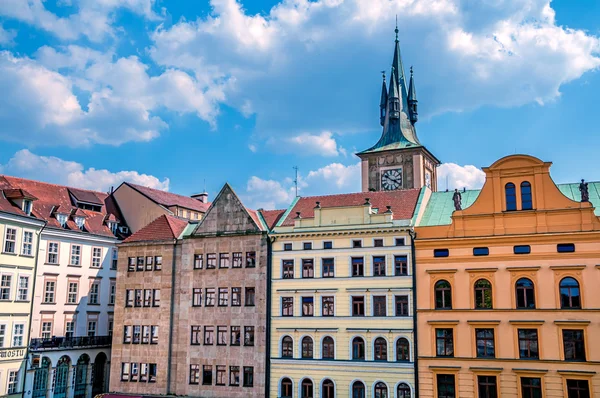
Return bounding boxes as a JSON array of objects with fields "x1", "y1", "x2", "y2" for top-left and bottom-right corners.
[{"x1": 30, "y1": 336, "x2": 112, "y2": 351}]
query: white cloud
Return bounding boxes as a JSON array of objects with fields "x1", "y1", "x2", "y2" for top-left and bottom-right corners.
[
  {"x1": 305, "y1": 162, "x2": 361, "y2": 190},
  {"x1": 267, "y1": 131, "x2": 343, "y2": 157},
  {"x1": 0, "y1": 24, "x2": 17, "y2": 45},
  {"x1": 437, "y1": 163, "x2": 485, "y2": 190},
  {"x1": 245, "y1": 176, "x2": 295, "y2": 210},
  {"x1": 0, "y1": 149, "x2": 169, "y2": 192},
  {"x1": 149, "y1": 0, "x2": 600, "y2": 139}
]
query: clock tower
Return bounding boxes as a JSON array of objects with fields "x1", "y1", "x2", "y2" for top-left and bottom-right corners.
[{"x1": 356, "y1": 25, "x2": 440, "y2": 192}]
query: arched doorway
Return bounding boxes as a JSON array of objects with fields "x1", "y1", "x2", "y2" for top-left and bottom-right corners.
[
  {"x1": 73, "y1": 354, "x2": 90, "y2": 398},
  {"x1": 53, "y1": 356, "x2": 71, "y2": 398},
  {"x1": 32, "y1": 357, "x2": 51, "y2": 398},
  {"x1": 91, "y1": 353, "x2": 108, "y2": 397}
]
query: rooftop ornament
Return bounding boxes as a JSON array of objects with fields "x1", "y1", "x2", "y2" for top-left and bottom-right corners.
[
  {"x1": 364, "y1": 198, "x2": 371, "y2": 205},
  {"x1": 453, "y1": 189, "x2": 462, "y2": 211},
  {"x1": 579, "y1": 179, "x2": 589, "y2": 202},
  {"x1": 385, "y1": 205, "x2": 393, "y2": 214},
  {"x1": 315, "y1": 201, "x2": 321, "y2": 209},
  {"x1": 295, "y1": 211, "x2": 302, "y2": 219}
]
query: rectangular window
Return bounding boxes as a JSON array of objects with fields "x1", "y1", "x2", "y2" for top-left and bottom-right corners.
[
  {"x1": 231, "y1": 287, "x2": 241, "y2": 306},
  {"x1": 140, "y1": 363, "x2": 148, "y2": 383},
  {"x1": 216, "y1": 366, "x2": 226, "y2": 386},
  {"x1": 41, "y1": 322, "x2": 52, "y2": 339},
  {"x1": 137, "y1": 256, "x2": 144, "y2": 271},
  {"x1": 514, "y1": 245, "x2": 531, "y2": 255},
  {"x1": 352, "y1": 257, "x2": 364, "y2": 277},
  {"x1": 230, "y1": 326, "x2": 241, "y2": 346},
  {"x1": 87, "y1": 321, "x2": 97, "y2": 337},
  {"x1": 322, "y1": 258, "x2": 335, "y2": 278},
  {"x1": 65, "y1": 321, "x2": 75, "y2": 339},
  {"x1": 7, "y1": 370, "x2": 19, "y2": 394},
  {"x1": 283, "y1": 243, "x2": 292, "y2": 251},
  {"x1": 205, "y1": 288, "x2": 215, "y2": 306},
  {"x1": 67, "y1": 282, "x2": 78, "y2": 304},
  {"x1": 323, "y1": 241, "x2": 333, "y2": 249},
  {"x1": 126, "y1": 289, "x2": 134, "y2": 307},
  {"x1": 563, "y1": 329, "x2": 586, "y2": 361},
  {"x1": 128, "y1": 257, "x2": 135, "y2": 272},
  {"x1": 133, "y1": 325, "x2": 141, "y2": 344},
  {"x1": 22, "y1": 231, "x2": 33, "y2": 256},
  {"x1": 145, "y1": 256, "x2": 153, "y2": 271},
  {"x1": 202, "y1": 365, "x2": 213, "y2": 385},
  {"x1": 190, "y1": 326, "x2": 202, "y2": 345},
  {"x1": 232, "y1": 252, "x2": 243, "y2": 268},
  {"x1": 373, "y1": 256, "x2": 386, "y2": 276},
  {"x1": 109, "y1": 281, "x2": 116, "y2": 305},
  {"x1": 244, "y1": 326, "x2": 255, "y2": 346},
  {"x1": 245, "y1": 287, "x2": 255, "y2": 306},
  {"x1": 218, "y1": 288, "x2": 229, "y2": 306},
  {"x1": 475, "y1": 328, "x2": 495, "y2": 358},
  {"x1": 111, "y1": 248, "x2": 118, "y2": 270},
  {"x1": 243, "y1": 367, "x2": 254, "y2": 387},
  {"x1": 204, "y1": 326, "x2": 214, "y2": 345},
  {"x1": 352, "y1": 240, "x2": 362, "y2": 248},
  {"x1": 282, "y1": 260, "x2": 294, "y2": 279},
  {"x1": 151, "y1": 326, "x2": 158, "y2": 344},
  {"x1": 395, "y1": 237, "x2": 405, "y2": 246},
  {"x1": 322, "y1": 296, "x2": 334, "y2": 316},
  {"x1": 92, "y1": 247, "x2": 102, "y2": 267},
  {"x1": 373, "y1": 295, "x2": 387, "y2": 316},
  {"x1": 395, "y1": 295, "x2": 409, "y2": 316},
  {"x1": 566, "y1": 379, "x2": 590, "y2": 398},
  {"x1": 434, "y1": 248, "x2": 449, "y2": 257},
  {"x1": 44, "y1": 281, "x2": 55, "y2": 303},
  {"x1": 219, "y1": 253, "x2": 230, "y2": 268},
  {"x1": 229, "y1": 366, "x2": 240, "y2": 386},
  {"x1": 520, "y1": 377, "x2": 542, "y2": 398},
  {"x1": 192, "y1": 288, "x2": 202, "y2": 307},
  {"x1": 123, "y1": 326, "x2": 132, "y2": 343},
  {"x1": 154, "y1": 256, "x2": 162, "y2": 270},
  {"x1": 282, "y1": 297, "x2": 294, "y2": 316},
  {"x1": 70, "y1": 245, "x2": 81, "y2": 266},
  {"x1": 3, "y1": 228, "x2": 16, "y2": 253},
  {"x1": 394, "y1": 255, "x2": 408, "y2": 276},
  {"x1": 374, "y1": 238, "x2": 384, "y2": 247},
  {"x1": 207, "y1": 253, "x2": 216, "y2": 269},
  {"x1": 217, "y1": 326, "x2": 227, "y2": 345},
  {"x1": 149, "y1": 364, "x2": 157, "y2": 383},
  {"x1": 557, "y1": 243, "x2": 575, "y2": 253},
  {"x1": 48, "y1": 242, "x2": 59, "y2": 264},
  {"x1": 153, "y1": 289, "x2": 160, "y2": 307},
  {"x1": 352, "y1": 296, "x2": 365, "y2": 316},
  {"x1": 0, "y1": 274, "x2": 11, "y2": 300},
  {"x1": 473, "y1": 247, "x2": 490, "y2": 256},
  {"x1": 108, "y1": 318, "x2": 114, "y2": 337},
  {"x1": 302, "y1": 259, "x2": 314, "y2": 278},
  {"x1": 130, "y1": 363, "x2": 139, "y2": 382},
  {"x1": 143, "y1": 289, "x2": 152, "y2": 307},
  {"x1": 12, "y1": 324, "x2": 24, "y2": 346},
  {"x1": 89, "y1": 281, "x2": 100, "y2": 304},
  {"x1": 246, "y1": 251, "x2": 256, "y2": 268},
  {"x1": 436, "y1": 328, "x2": 454, "y2": 357},
  {"x1": 437, "y1": 374, "x2": 455, "y2": 398},
  {"x1": 302, "y1": 297, "x2": 314, "y2": 316},
  {"x1": 0, "y1": 324, "x2": 4, "y2": 347},
  {"x1": 303, "y1": 242, "x2": 312, "y2": 250},
  {"x1": 121, "y1": 363, "x2": 130, "y2": 381},
  {"x1": 194, "y1": 254, "x2": 203, "y2": 269},
  {"x1": 518, "y1": 329, "x2": 539, "y2": 359},
  {"x1": 142, "y1": 325, "x2": 150, "y2": 344}
]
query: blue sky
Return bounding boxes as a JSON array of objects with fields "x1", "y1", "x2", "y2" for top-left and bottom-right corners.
[{"x1": 0, "y1": 0, "x2": 599, "y2": 209}]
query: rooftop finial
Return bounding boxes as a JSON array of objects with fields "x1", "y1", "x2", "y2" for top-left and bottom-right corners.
[
  {"x1": 410, "y1": 65, "x2": 413, "y2": 76},
  {"x1": 395, "y1": 15, "x2": 399, "y2": 41},
  {"x1": 381, "y1": 70, "x2": 386, "y2": 81}
]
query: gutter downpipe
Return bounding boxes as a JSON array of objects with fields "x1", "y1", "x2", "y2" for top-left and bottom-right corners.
[
  {"x1": 22, "y1": 221, "x2": 47, "y2": 398},
  {"x1": 409, "y1": 229, "x2": 419, "y2": 398},
  {"x1": 265, "y1": 235, "x2": 275, "y2": 398},
  {"x1": 166, "y1": 238, "x2": 178, "y2": 395}
]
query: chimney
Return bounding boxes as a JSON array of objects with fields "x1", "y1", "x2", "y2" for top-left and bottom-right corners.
[{"x1": 191, "y1": 192, "x2": 209, "y2": 204}]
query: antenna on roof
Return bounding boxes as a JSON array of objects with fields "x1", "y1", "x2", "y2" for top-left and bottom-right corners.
[{"x1": 293, "y1": 166, "x2": 299, "y2": 198}]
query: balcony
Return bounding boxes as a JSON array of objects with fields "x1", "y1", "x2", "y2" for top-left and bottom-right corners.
[{"x1": 30, "y1": 336, "x2": 112, "y2": 351}]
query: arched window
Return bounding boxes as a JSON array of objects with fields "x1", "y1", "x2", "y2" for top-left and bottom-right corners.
[
  {"x1": 322, "y1": 379, "x2": 335, "y2": 398},
  {"x1": 397, "y1": 383, "x2": 412, "y2": 398},
  {"x1": 74, "y1": 354, "x2": 90, "y2": 398},
  {"x1": 91, "y1": 352, "x2": 108, "y2": 397},
  {"x1": 506, "y1": 183, "x2": 517, "y2": 211},
  {"x1": 396, "y1": 338, "x2": 410, "y2": 362},
  {"x1": 301, "y1": 336, "x2": 313, "y2": 359},
  {"x1": 474, "y1": 279, "x2": 493, "y2": 309},
  {"x1": 374, "y1": 382, "x2": 388, "y2": 398},
  {"x1": 282, "y1": 336, "x2": 293, "y2": 358},
  {"x1": 54, "y1": 356, "x2": 71, "y2": 398},
  {"x1": 32, "y1": 357, "x2": 51, "y2": 398},
  {"x1": 435, "y1": 280, "x2": 452, "y2": 309},
  {"x1": 521, "y1": 181, "x2": 533, "y2": 210},
  {"x1": 352, "y1": 337, "x2": 365, "y2": 360},
  {"x1": 374, "y1": 338, "x2": 387, "y2": 361},
  {"x1": 560, "y1": 277, "x2": 581, "y2": 309},
  {"x1": 301, "y1": 379, "x2": 313, "y2": 398},
  {"x1": 281, "y1": 378, "x2": 293, "y2": 398},
  {"x1": 515, "y1": 278, "x2": 536, "y2": 309},
  {"x1": 322, "y1": 337, "x2": 335, "y2": 359},
  {"x1": 352, "y1": 381, "x2": 366, "y2": 398}
]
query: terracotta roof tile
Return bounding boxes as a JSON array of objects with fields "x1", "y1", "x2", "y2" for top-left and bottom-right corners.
[
  {"x1": 123, "y1": 214, "x2": 188, "y2": 243},
  {"x1": 260, "y1": 209, "x2": 286, "y2": 229},
  {"x1": 126, "y1": 182, "x2": 210, "y2": 213},
  {"x1": 68, "y1": 187, "x2": 103, "y2": 205},
  {"x1": 280, "y1": 189, "x2": 421, "y2": 226},
  {"x1": 3, "y1": 188, "x2": 38, "y2": 200}
]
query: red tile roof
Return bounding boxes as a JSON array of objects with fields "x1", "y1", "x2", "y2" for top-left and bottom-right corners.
[
  {"x1": 0, "y1": 175, "x2": 121, "y2": 237},
  {"x1": 125, "y1": 182, "x2": 211, "y2": 213},
  {"x1": 122, "y1": 214, "x2": 188, "y2": 243},
  {"x1": 280, "y1": 189, "x2": 421, "y2": 226},
  {"x1": 3, "y1": 188, "x2": 38, "y2": 200},
  {"x1": 245, "y1": 208, "x2": 265, "y2": 230},
  {"x1": 260, "y1": 209, "x2": 286, "y2": 229},
  {"x1": 68, "y1": 187, "x2": 103, "y2": 205}
]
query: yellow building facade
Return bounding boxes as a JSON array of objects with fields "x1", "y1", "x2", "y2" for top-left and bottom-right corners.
[
  {"x1": 415, "y1": 155, "x2": 600, "y2": 398},
  {"x1": 269, "y1": 191, "x2": 420, "y2": 398},
  {"x1": 0, "y1": 194, "x2": 45, "y2": 398}
]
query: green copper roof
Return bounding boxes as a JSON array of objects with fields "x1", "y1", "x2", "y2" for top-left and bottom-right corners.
[
  {"x1": 380, "y1": 76, "x2": 388, "y2": 107},
  {"x1": 408, "y1": 67, "x2": 417, "y2": 103},
  {"x1": 417, "y1": 182, "x2": 600, "y2": 227}
]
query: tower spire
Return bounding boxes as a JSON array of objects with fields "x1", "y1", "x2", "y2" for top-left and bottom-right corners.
[
  {"x1": 380, "y1": 71, "x2": 388, "y2": 126},
  {"x1": 408, "y1": 66, "x2": 418, "y2": 124}
]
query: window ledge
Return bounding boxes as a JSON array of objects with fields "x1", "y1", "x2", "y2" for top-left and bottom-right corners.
[
  {"x1": 67, "y1": 264, "x2": 82, "y2": 268},
  {"x1": 20, "y1": 254, "x2": 35, "y2": 258},
  {"x1": 1, "y1": 252, "x2": 17, "y2": 256},
  {"x1": 44, "y1": 263, "x2": 60, "y2": 266}
]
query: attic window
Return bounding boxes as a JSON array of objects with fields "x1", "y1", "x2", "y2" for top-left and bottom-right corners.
[
  {"x1": 74, "y1": 216, "x2": 85, "y2": 230},
  {"x1": 76, "y1": 202, "x2": 102, "y2": 212},
  {"x1": 557, "y1": 243, "x2": 575, "y2": 253},
  {"x1": 433, "y1": 249, "x2": 449, "y2": 258},
  {"x1": 513, "y1": 245, "x2": 531, "y2": 255},
  {"x1": 108, "y1": 222, "x2": 118, "y2": 235},
  {"x1": 57, "y1": 214, "x2": 68, "y2": 227},
  {"x1": 473, "y1": 247, "x2": 489, "y2": 256},
  {"x1": 23, "y1": 200, "x2": 32, "y2": 216}
]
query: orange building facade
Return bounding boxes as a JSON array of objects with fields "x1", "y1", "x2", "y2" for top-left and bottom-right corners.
[{"x1": 415, "y1": 155, "x2": 600, "y2": 398}]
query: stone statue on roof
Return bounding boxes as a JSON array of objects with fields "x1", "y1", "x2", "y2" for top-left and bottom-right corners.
[
  {"x1": 579, "y1": 179, "x2": 589, "y2": 202},
  {"x1": 453, "y1": 188, "x2": 462, "y2": 211}
]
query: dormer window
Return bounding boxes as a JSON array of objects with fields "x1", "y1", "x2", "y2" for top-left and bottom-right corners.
[
  {"x1": 74, "y1": 216, "x2": 85, "y2": 230},
  {"x1": 22, "y1": 200, "x2": 32, "y2": 216},
  {"x1": 57, "y1": 214, "x2": 68, "y2": 227},
  {"x1": 108, "y1": 221, "x2": 118, "y2": 235}
]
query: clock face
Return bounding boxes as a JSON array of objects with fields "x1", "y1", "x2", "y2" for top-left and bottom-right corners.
[{"x1": 381, "y1": 168, "x2": 402, "y2": 191}]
